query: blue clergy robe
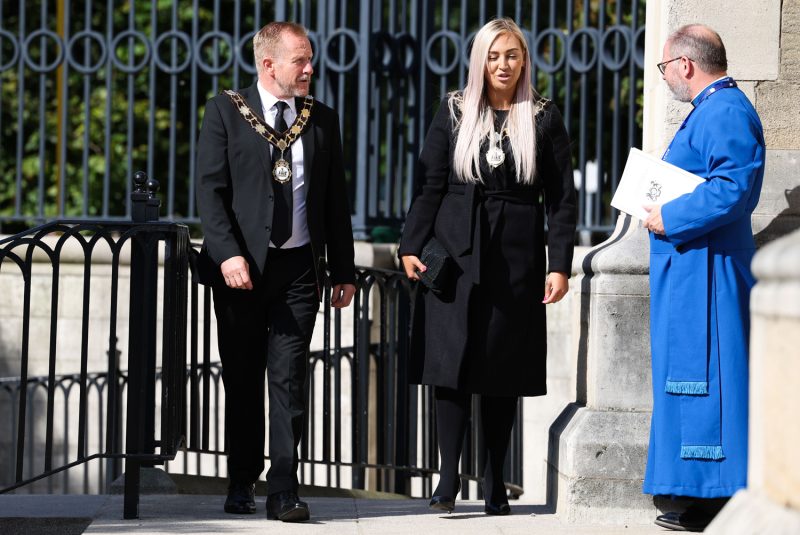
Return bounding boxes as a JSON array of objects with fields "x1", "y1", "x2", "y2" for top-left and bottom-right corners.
[{"x1": 643, "y1": 80, "x2": 765, "y2": 498}]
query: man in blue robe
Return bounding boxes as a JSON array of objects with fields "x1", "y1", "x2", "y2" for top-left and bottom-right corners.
[{"x1": 642, "y1": 24, "x2": 765, "y2": 532}]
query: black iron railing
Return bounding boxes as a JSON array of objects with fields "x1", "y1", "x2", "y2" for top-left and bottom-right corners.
[
  {"x1": 0, "y1": 172, "x2": 524, "y2": 516},
  {"x1": 173, "y1": 254, "x2": 525, "y2": 499},
  {"x1": 0, "y1": 270, "x2": 524, "y2": 501},
  {"x1": 0, "y1": 172, "x2": 188, "y2": 518},
  {"x1": 0, "y1": 232, "x2": 189, "y2": 517}
]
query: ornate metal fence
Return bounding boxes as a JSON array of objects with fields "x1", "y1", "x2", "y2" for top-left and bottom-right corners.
[
  {"x1": 0, "y1": 271, "x2": 524, "y2": 502},
  {"x1": 0, "y1": 174, "x2": 524, "y2": 512},
  {"x1": 0, "y1": 212, "x2": 190, "y2": 518},
  {"x1": 0, "y1": 0, "x2": 644, "y2": 239},
  {"x1": 0, "y1": 244, "x2": 524, "y2": 503}
]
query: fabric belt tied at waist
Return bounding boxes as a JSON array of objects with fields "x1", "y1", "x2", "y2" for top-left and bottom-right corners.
[{"x1": 447, "y1": 183, "x2": 539, "y2": 284}]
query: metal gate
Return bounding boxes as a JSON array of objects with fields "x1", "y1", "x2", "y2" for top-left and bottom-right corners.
[{"x1": 0, "y1": 1, "x2": 644, "y2": 239}]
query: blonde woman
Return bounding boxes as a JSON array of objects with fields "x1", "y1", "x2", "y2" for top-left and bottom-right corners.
[{"x1": 399, "y1": 18, "x2": 576, "y2": 515}]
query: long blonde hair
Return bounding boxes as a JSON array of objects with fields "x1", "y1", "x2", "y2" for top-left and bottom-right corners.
[{"x1": 449, "y1": 18, "x2": 541, "y2": 185}]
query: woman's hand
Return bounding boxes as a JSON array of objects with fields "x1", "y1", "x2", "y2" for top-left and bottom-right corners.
[
  {"x1": 401, "y1": 254, "x2": 426, "y2": 281},
  {"x1": 542, "y1": 272, "x2": 569, "y2": 304}
]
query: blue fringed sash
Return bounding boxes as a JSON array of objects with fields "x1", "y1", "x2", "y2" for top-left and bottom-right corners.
[
  {"x1": 665, "y1": 245, "x2": 724, "y2": 460},
  {"x1": 665, "y1": 380, "x2": 708, "y2": 395},
  {"x1": 680, "y1": 445, "x2": 725, "y2": 460}
]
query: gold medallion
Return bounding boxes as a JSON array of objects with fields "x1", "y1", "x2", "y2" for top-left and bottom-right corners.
[{"x1": 273, "y1": 159, "x2": 292, "y2": 183}]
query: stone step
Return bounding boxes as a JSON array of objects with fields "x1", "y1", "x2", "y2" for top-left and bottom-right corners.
[{"x1": 0, "y1": 494, "x2": 664, "y2": 535}]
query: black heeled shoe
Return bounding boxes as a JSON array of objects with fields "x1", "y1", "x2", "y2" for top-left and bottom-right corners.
[
  {"x1": 429, "y1": 494, "x2": 456, "y2": 513},
  {"x1": 483, "y1": 484, "x2": 511, "y2": 515},
  {"x1": 484, "y1": 501, "x2": 511, "y2": 515},
  {"x1": 429, "y1": 481, "x2": 461, "y2": 513}
]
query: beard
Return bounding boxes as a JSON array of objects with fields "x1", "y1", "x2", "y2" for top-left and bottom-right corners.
[
  {"x1": 666, "y1": 77, "x2": 692, "y2": 102},
  {"x1": 276, "y1": 76, "x2": 310, "y2": 97}
]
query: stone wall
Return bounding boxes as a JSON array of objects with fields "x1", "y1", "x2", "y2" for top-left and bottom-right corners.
[
  {"x1": 752, "y1": 0, "x2": 800, "y2": 245},
  {"x1": 707, "y1": 229, "x2": 800, "y2": 533},
  {"x1": 546, "y1": 216, "x2": 655, "y2": 524}
]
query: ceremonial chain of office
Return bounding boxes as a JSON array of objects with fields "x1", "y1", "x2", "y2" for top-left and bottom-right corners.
[{"x1": 224, "y1": 90, "x2": 314, "y2": 183}]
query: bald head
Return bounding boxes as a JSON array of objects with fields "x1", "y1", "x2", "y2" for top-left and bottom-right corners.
[{"x1": 667, "y1": 24, "x2": 727, "y2": 75}]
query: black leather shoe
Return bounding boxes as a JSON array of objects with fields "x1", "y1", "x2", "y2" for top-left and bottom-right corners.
[
  {"x1": 266, "y1": 491, "x2": 310, "y2": 522},
  {"x1": 224, "y1": 482, "x2": 256, "y2": 514},
  {"x1": 484, "y1": 501, "x2": 511, "y2": 516},
  {"x1": 654, "y1": 509, "x2": 714, "y2": 532}
]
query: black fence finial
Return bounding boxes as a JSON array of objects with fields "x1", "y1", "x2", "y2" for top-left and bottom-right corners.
[{"x1": 131, "y1": 171, "x2": 161, "y2": 222}]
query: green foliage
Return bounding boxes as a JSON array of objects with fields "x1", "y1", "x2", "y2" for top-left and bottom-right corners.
[
  {"x1": 0, "y1": 0, "x2": 253, "y2": 224},
  {"x1": 1, "y1": 0, "x2": 645, "y2": 235}
]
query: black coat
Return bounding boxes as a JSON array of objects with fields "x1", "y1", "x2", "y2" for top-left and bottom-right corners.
[
  {"x1": 398, "y1": 99, "x2": 576, "y2": 396},
  {"x1": 194, "y1": 83, "x2": 355, "y2": 292}
]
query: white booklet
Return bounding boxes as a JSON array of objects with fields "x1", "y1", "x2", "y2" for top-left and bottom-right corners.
[{"x1": 611, "y1": 147, "x2": 705, "y2": 221}]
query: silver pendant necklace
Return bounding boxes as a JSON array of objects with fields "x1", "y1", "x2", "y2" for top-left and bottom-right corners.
[{"x1": 485, "y1": 129, "x2": 505, "y2": 168}]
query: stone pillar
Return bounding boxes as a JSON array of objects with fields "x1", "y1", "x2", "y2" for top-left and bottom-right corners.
[
  {"x1": 546, "y1": 215, "x2": 656, "y2": 524},
  {"x1": 705, "y1": 230, "x2": 800, "y2": 533},
  {"x1": 545, "y1": 0, "x2": 671, "y2": 523},
  {"x1": 752, "y1": 0, "x2": 800, "y2": 245}
]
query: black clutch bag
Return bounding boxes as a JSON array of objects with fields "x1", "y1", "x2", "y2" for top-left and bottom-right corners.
[{"x1": 417, "y1": 236, "x2": 452, "y2": 293}]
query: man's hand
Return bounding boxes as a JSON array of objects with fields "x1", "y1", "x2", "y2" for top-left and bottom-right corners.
[
  {"x1": 220, "y1": 256, "x2": 253, "y2": 290},
  {"x1": 643, "y1": 205, "x2": 666, "y2": 235},
  {"x1": 542, "y1": 272, "x2": 569, "y2": 304},
  {"x1": 400, "y1": 254, "x2": 426, "y2": 281},
  {"x1": 331, "y1": 284, "x2": 356, "y2": 308}
]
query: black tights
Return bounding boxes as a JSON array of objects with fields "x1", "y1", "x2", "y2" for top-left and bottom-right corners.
[{"x1": 433, "y1": 386, "x2": 518, "y2": 505}]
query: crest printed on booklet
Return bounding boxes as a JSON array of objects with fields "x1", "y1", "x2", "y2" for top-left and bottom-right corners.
[
  {"x1": 646, "y1": 181, "x2": 663, "y2": 202},
  {"x1": 223, "y1": 90, "x2": 314, "y2": 183}
]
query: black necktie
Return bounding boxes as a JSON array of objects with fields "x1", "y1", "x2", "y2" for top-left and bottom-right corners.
[{"x1": 271, "y1": 100, "x2": 293, "y2": 247}]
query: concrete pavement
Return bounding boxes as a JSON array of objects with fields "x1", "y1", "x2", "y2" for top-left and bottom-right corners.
[{"x1": 0, "y1": 494, "x2": 667, "y2": 534}]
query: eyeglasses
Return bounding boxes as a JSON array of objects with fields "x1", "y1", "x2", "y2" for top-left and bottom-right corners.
[{"x1": 656, "y1": 56, "x2": 691, "y2": 75}]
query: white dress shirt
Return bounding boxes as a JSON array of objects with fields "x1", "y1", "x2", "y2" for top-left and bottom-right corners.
[{"x1": 257, "y1": 82, "x2": 310, "y2": 249}]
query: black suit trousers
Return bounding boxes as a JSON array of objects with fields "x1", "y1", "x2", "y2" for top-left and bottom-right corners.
[{"x1": 212, "y1": 244, "x2": 319, "y2": 494}]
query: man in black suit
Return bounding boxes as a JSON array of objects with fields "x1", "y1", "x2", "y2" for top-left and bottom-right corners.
[{"x1": 195, "y1": 21, "x2": 355, "y2": 523}]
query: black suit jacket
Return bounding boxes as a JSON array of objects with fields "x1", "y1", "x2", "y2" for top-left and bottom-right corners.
[{"x1": 195, "y1": 83, "x2": 355, "y2": 293}]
